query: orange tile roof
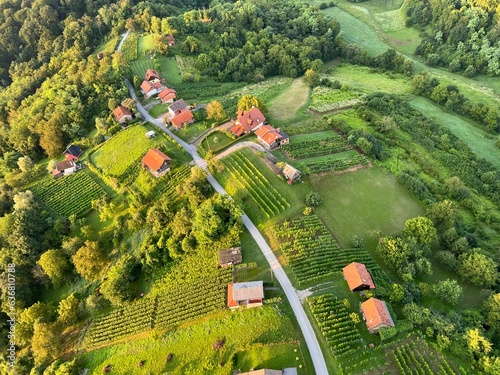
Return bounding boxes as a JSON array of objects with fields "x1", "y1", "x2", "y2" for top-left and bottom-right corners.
[
  {"x1": 140, "y1": 80, "x2": 163, "y2": 94},
  {"x1": 230, "y1": 124, "x2": 245, "y2": 137},
  {"x1": 142, "y1": 149, "x2": 171, "y2": 171},
  {"x1": 113, "y1": 105, "x2": 132, "y2": 121},
  {"x1": 236, "y1": 107, "x2": 266, "y2": 132},
  {"x1": 342, "y1": 262, "x2": 375, "y2": 291},
  {"x1": 145, "y1": 69, "x2": 160, "y2": 81},
  {"x1": 361, "y1": 298, "x2": 394, "y2": 332},
  {"x1": 227, "y1": 283, "x2": 238, "y2": 308},
  {"x1": 159, "y1": 88, "x2": 176, "y2": 102},
  {"x1": 171, "y1": 110, "x2": 194, "y2": 128},
  {"x1": 255, "y1": 125, "x2": 282, "y2": 146}
]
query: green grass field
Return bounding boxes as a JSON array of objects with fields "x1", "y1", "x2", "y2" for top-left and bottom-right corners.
[
  {"x1": 131, "y1": 56, "x2": 182, "y2": 86},
  {"x1": 324, "y1": 64, "x2": 411, "y2": 94},
  {"x1": 80, "y1": 307, "x2": 309, "y2": 375},
  {"x1": 268, "y1": 78, "x2": 310, "y2": 121},
  {"x1": 409, "y1": 97, "x2": 500, "y2": 169},
  {"x1": 198, "y1": 131, "x2": 234, "y2": 154},
  {"x1": 149, "y1": 103, "x2": 168, "y2": 117},
  {"x1": 138, "y1": 34, "x2": 154, "y2": 58},
  {"x1": 313, "y1": 166, "x2": 423, "y2": 247},
  {"x1": 91, "y1": 125, "x2": 164, "y2": 177},
  {"x1": 95, "y1": 36, "x2": 119, "y2": 54},
  {"x1": 175, "y1": 121, "x2": 210, "y2": 144}
]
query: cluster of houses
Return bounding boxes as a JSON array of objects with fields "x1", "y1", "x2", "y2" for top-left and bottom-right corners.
[{"x1": 342, "y1": 262, "x2": 395, "y2": 334}]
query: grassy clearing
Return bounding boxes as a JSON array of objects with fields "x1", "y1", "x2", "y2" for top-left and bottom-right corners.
[
  {"x1": 149, "y1": 103, "x2": 168, "y2": 117},
  {"x1": 91, "y1": 125, "x2": 164, "y2": 177},
  {"x1": 138, "y1": 34, "x2": 155, "y2": 58},
  {"x1": 131, "y1": 56, "x2": 182, "y2": 86},
  {"x1": 80, "y1": 307, "x2": 309, "y2": 375},
  {"x1": 175, "y1": 121, "x2": 210, "y2": 143},
  {"x1": 321, "y1": 7, "x2": 388, "y2": 56},
  {"x1": 198, "y1": 131, "x2": 234, "y2": 154},
  {"x1": 95, "y1": 36, "x2": 119, "y2": 54},
  {"x1": 386, "y1": 28, "x2": 422, "y2": 55},
  {"x1": 313, "y1": 166, "x2": 423, "y2": 247},
  {"x1": 409, "y1": 97, "x2": 500, "y2": 169},
  {"x1": 324, "y1": 64, "x2": 411, "y2": 94},
  {"x1": 268, "y1": 78, "x2": 310, "y2": 121}
]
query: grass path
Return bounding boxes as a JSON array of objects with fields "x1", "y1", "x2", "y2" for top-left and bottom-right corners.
[
  {"x1": 267, "y1": 78, "x2": 310, "y2": 121},
  {"x1": 409, "y1": 97, "x2": 500, "y2": 169}
]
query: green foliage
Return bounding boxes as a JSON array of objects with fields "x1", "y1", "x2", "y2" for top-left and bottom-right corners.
[
  {"x1": 403, "y1": 216, "x2": 437, "y2": 245},
  {"x1": 237, "y1": 94, "x2": 267, "y2": 112},
  {"x1": 205, "y1": 100, "x2": 226, "y2": 122},
  {"x1": 30, "y1": 171, "x2": 106, "y2": 217},
  {"x1": 305, "y1": 192, "x2": 322, "y2": 207},
  {"x1": 72, "y1": 240, "x2": 107, "y2": 282},
  {"x1": 121, "y1": 33, "x2": 139, "y2": 62},
  {"x1": 484, "y1": 293, "x2": 500, "y2": 334},
  {"x1": 456, "y1": 251, "x2": 499, "y2": 287},
  {"x1": 57, "y1": 293, "x2": 80, "y2": 325},
  {"x1": 309, "y1": 86, "x2": 360, "y2": 113},
  {"x1": 282, "y1": 131, "x2": 349, "y2": 160},
  {"x1": 433, "y1": 279, "x2": 462, "y2": 305},
  {"x1": 37, "y1": 250, "x2": 70, "y2": 285},
  {"x1": 296, "y1": 151, "x2": 368, "y2": 174},
  {"x1": 32, "y1": 322, "x2": 61, "y2": 365}
]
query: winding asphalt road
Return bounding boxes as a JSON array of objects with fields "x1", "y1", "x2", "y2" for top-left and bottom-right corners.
[{"x1": 126, "y1": 79, "x2": 329, "y2": 375}]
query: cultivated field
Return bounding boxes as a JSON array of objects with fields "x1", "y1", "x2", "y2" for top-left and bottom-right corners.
[
  {"x1": 282, "y1": 131, "x2": 349, "y2": 160},
  {"x1": 410, "y1": 97, "x2": 500, "y2": 169},
  {"x1": 295, "y1": 150, "x2": 368, "y2": 174},
  {"x1": 30, "y1": 170, "x2": 106, "y2": 217},
  {"x1": 309, "y1": 86, "x2": 360, "y2": 113},
  {"x1": 268, "y1": 78, "x2": 310, "y2": 121},
  {"x1": 313, "y1": 166, "x2": 423, "y2": 247}
]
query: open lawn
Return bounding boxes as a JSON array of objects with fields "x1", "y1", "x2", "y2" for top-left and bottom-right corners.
[
  {"x1": 313, "y1": 166, "x2": 423, "y2": 247},
  {"x1": 409, "y1": 97, "x2": 500, "y2": 169},
  {"x1": 138, "y1": 34, "x2": 154, "y2": 58},
  {"x1": 149, "y1": 103, "x2": 168, "y2": 117},
  {"x1": 198, "y1": 131, "x2": 234, "y2": 154},
  {"x1": 80, "y1": 307, "x2": 309, "y2": 375},
  {"x1": 95, "y1": 36, "x2": 119, "y2": 54},
  {"x1": 324, "y1": 64, "x2": 411, "y2": 94},
  {"x1": 131, "y1": 56, "x2": 182, "y2": 86},
  {"x1": 268, "y1": 78, "x2": 310, "y2": 121},
  {"x1": 175, "y1": 121, "x2": 210, "y2": 144}
]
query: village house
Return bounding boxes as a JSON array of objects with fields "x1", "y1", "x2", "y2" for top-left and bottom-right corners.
[
  {"x1": 227, "y1": 281, "x2": 264, "y2": 310},
  {"x1": 238, "y1": 369, "x2": 297, "y2": 375},
  {"x1": 218, "y1": 247, "x2": 242, "y2": 268},
  {"x1": 167, "y1": 34, "x2": 175, "y2": 46},
  {"x1": 171, "y1": 109, "x2": 194, "y2": 129},
  {"x1": 254, "y1": 125, "x2": 289, "y2": 150},
  {"x1": 64, "y1": 145, "x2": 82, "y2": 161},
  {"x1": 52, "y1": 160, "x2": 77, "y2": 178},
  {"x1": 360, "y1": 297, "x2": 395, "y2": 334},
  {"x1": 158, "y1": 87, "x2": 177, "y2": 104},
  {"x1": 144, "y1": 69, "x2": 160, "y2": 82},
  {"x1": 229, "y1": 107, "x2": 266, "y2": 137},
  {"x1": 140, "y1": 80, "x2": 164, "y2": 99},
  {"x1": 282, "y1": 164, "x2": 301, "y2": 183},
  {"x1": 142, "y1": 148, "x2": 172, "y2": 177},
  {"x1": 342, "y1": 262, "x2": 376, "y2": 292},
  {"x1": 168, "y1": 99, "x2": 189, "y2": 116},
  {"x1": 113, "y1": 105, "x2": 133, "y2": 124}
]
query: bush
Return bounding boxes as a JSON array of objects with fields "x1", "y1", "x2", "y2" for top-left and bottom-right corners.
[
  {"x1": 305, "y1": 191, "x2": 322, "y2": 207},
  {"x1": 108, "y1": 125, "x2": 121, "y2": 136}
]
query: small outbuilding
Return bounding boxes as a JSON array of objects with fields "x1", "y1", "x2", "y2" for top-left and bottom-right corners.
[
  {"x1": 360, "y1": 297, "x2": 395, "y2": 334},
  {"x1": 158, "y1": 87, "x2": 177, "y2": 104},
  {"x1": 218, "y1": 247, "x2": 242, "y2": 267},
  {"x1": 168, "y1": 99, "x2": 189, "y2": 116},
  {"x1": 283, "y1": 164, "x2": 301, "y2": 182},
  {"x1": 64, "y1": 145, "x2": 82, "y2": 161},
  {"x1": 342, "y1": 262, "x2": 375, "y2": 292},
  {"x1": 142, "y1": 149, "x2": 172, "y2": 177},
  {"x1": 145, "y1": 130, "x2": 156, "y2": 139},
  {"x1": 227, "y1": 281, "x2": 264, "y2": 310},
  {"x1": 167, "y1": 34, "x2": 175, "y2": 46}
]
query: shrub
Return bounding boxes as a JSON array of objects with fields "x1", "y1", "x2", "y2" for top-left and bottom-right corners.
[{"x1": 305, "y1": 191, "x2": 322, "y2": 207}]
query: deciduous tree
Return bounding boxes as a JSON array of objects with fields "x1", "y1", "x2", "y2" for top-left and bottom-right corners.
[
  {"x1": 37, "y1": 249, "x2": 70, "y2": 285},
  {"x1": 457, "y1": 251, "x2": 498, "y2": 287},
  {"x1": 206, "y1": 100, "x2": 226, "y2": 122},
  {"x1": 403, "y1": 216, "x2": 437, "y2": 245},
  {"x1": 72, "y1": 241, "x2": 106, "y2": 281}
]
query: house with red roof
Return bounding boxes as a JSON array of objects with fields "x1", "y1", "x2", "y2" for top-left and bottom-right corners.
[
  {"x1": 254, "y1": 125, "x2": 289, "y2": 150},
  {"x1": 142, "y1": 149, "x2": 172, "y2": 177},
  {"x1": 227, "y1": 281, "x2": 264, "y2": 310},
  {"x1": 52, "y1": 160, "x2": 77, "y2": 178},
  {"x1": 158, "y1": 88, "x2": 177, "y2": 104},
  {"x1": 64, "y1": 145, "x2": 82, "y2": 161},
  {"x1": 113, "y1": 106, "x2": 133, "y2": 124},
  {"x1": 229, "y1": 107, "x2": 266, "y2": 137},
  {"x1": 360, "y1": 298, "x2": 395, "y2": 333},
  {"x1": 140, "y1": 80, "x2": 164, "y2": 98},
  {"x1": 171, "y1": 109, "x2": 194, "y2": 129},
  {"x1": 144, "y1": 69, "x2": 160, "y2": 82},
  {"x1": 168, "y1": 99, "x2": 189, "y2": 116},
  {"x1": 342, "y1": 262, "x2": 376, "y2": 292}
]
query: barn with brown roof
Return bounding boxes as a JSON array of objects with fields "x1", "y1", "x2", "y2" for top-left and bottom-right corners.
[
  {"x1": 342, "y1": 262, "x2": 375, "y2": 292},
  {"x1": 360, "y1": 297, "x2": 395, "y2": 333},
  {"x1": 227, "y1": 281, "x2": 264, "y2": 310},
  {"x1": 142, "y1": 149, "x2": 172, "y2": 177}
]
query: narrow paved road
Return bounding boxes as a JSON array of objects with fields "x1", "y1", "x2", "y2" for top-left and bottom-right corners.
[
  {"x1": 126, "y1": 79, "x2": 329, "y2": 375},
  {"x1": 116, "y1": 30, "x2": 130, "y2": 52}
]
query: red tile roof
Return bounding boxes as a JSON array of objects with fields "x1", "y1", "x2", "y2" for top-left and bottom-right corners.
[
  {"x1": 361, "y1": 298, "x2": 394, "y2": 332},
  {"x1": 342, "y1": 262, "x2": 375, "y2": 291},
  {"x1": 254, "y1": 125, "x2": 282, "y2": 146},
  {"x1": 145, "y1": 69, "x2": 160, "y2": 81},
  {"x1": 142, "y1": 149, "x2": 171, "y2": 171},
  {"x1": 159, "y1": 88, "x2": 176, "y2": 102},
  {"x1": 229, "y1": 124, "x2": 246, "y2": 137},
  {"x1": 140, "y1": 80, "x2": 163, "y2": 94},
  {"x1": 171, "y1": 110, "x2": 194, "y2": 129},
  {"x1": 113, "y1": 105, "x2": 132, "y2": 121},
  {"x1": 236, "y1": 107, "x2": 266, "y2": 132}
]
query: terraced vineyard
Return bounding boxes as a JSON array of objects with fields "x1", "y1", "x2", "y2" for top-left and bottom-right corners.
[
  {"x1": 281, "y1": 131, "x2": 350, "y2": 160},
  {"x1": 82, "y1": 268, "x2": 233, "y2": 348},
  {"x1": 30, "y1": 170, "x2": 106, "y2": 217},
  {"x1": 297, "y1": 151, "x2": 369, "y2": 174},
  {"x1": 221, "y1": 151, "x2": 289, "y2": 218},
  {"x1": 160, "y1": 165, "x2": 191, "y2": 200},
  {"x1": 271, "y1": 215, "x2": 378, "y2": 285}
]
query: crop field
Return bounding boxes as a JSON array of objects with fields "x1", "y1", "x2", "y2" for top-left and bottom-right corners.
[
  {"x1": 219, "y1": 152, "x2": 290, "y2": 220},
  {"x1": 80, "y1": 306, "x2": 308, "y2": 375},
  {"x1": 91, "y1": 125, "x2": 164, "y2": 177},
  {"x1": 295, "y1": 150, "x2": 368, "y2": 174},
  {"x1": 120, "y1": 32, "x2": 138, "y2": 61},
  {"x1": 83, "y1": 268, "x2": 232, "y2": 348},
  {"x1": 313, "y1": 166, "x2": 423, "y2": 247},
  {"x1": 410, "y1": 97, "x2": 500, "y2": 169},
  {"x1": 271, "y1": 215, "x2": 380, "y2": 286},
  {"x1": 157, "y1": 165, "x2": 191, "y2": 201},
  {"x1": 324, "y1": 64, "x2": 411, "y2": 95},
  {"x1": 268, "y1": 78, "x2": 310, "y2": 121},
  {"x1": 309, "y1": 86, "x2": 360, "y2": 113},
  {"x1": 30, "y1": 170, "x2": 106, "y2": 217},
  {"x1": 282, "y1": 131, "x2": 349, "y2": 160}
]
